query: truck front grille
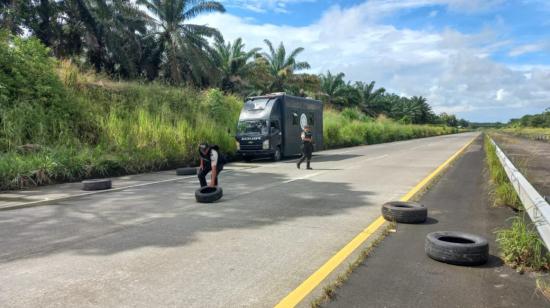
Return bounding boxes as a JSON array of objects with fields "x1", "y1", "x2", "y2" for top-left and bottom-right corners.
[{"x1": 240, "y1": 144, "x2": 262, "y2": 151}]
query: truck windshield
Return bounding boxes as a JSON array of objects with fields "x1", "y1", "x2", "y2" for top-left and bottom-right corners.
[{"x1": 237, "y1": 120, "x2": 268, "y2": 135}]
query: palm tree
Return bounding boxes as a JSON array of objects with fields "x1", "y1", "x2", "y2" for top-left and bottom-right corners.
[
  {"x1": 409, "y1": 96, "x2": 433, "y2": 124},
  {"x1": 212, "y1": 37, "x2": 260, "y2": 92},
  {"x1": 318, "y1": 71, "x2": 347, "y2": 106},
  {"x1": 138, "y1": 0, "x2": 225, "y2": 84},
  {"x1": 261, "y1": 39, "x2": 310, "y2": 92},
  {"x1": 355, "y1": 81, "x2": 385, "y2": 116}
]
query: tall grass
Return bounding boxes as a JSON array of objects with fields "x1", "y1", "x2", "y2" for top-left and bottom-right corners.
[
  {"x1": 484, "y1": 134, "x2": 522, "y2": 209},
  {"x1": 496, "y1": 214, "x2": 550, "y2": 272},
  {"x1": 323, "y1": 108, "x2": 457, "y2": 149}
]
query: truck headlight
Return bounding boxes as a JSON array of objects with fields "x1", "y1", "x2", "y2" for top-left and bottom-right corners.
[
  {"x1": 262, "y1": 139, "x2": 270, "y2": 150},
  {"x1": 235, "y1": 140, "x2": 240, "y2": 150}
]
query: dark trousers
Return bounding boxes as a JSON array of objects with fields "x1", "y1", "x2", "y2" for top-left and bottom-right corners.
[
  {"x1": 298, "y1": 142, "x2": 313, "y2": 167},
  {"x1": 198, "y1": 164, "x2": 222, "y2": 187}
]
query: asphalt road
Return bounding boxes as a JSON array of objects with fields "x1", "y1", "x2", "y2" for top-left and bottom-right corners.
[
  {"x1": 0, "y1": 133, "x2": 477, "y2": 307},
  {"x1": 326, "y1": 136, "x2": 549, "y2": 308}
]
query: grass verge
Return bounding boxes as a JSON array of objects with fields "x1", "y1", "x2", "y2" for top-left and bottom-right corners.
[
  {"x1": 495, "y1": 214, "x2": 550, "y2": 272},
  {"x1": 484, "y1": 134, "x2": 522, "y2": 210}
]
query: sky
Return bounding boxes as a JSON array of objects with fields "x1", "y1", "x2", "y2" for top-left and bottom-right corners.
[{"x1": 195, "y1": 0, "x2": 550, "y2": 122}]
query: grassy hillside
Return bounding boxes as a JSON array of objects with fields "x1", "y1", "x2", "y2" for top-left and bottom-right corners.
[{"x1": 0, "y1": 36, "x2": 457, "y2": 191}]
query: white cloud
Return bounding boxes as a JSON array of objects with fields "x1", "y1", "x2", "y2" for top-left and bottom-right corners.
[
  {"x1": 429, "y1": 10, "x2": 439, "y2": 17},
  {"x1": 195, "y1": 1, "x2": 549, "y2": 121},
  {"x1": 508, "y1": 43, "x2": 546, "y2": 57},
  {"x1": 220, "y1": 0, "x2": 314, "y2": 13},
  {"x1": 222, "y1": 0, "x2": 505, "y2": 14}
]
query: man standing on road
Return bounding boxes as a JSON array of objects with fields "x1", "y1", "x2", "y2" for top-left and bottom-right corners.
[
  {"x1": 198, "y1": 143, "x2": 224, "y2": 187},
  {"x1": 297, "y1": 125, "x2": 314, "y2": 170}
]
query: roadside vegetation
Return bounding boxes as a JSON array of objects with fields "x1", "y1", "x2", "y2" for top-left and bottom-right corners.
[
  {"x1": 484, "y1": 135, "x2": 522, "y2": 209},
  {"x1": 324, "y1": 109, "x2": 457, "y2": 149},
  {"x1": 484, "y1": 134, "x2": 550, "y2": 281},
  {"x1": 496, "y1": 215, "x2": 550, "y2": 272}
]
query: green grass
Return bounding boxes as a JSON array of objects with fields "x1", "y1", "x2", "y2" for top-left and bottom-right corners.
[
  {"x1": 323, "y1": 109, "x2": 457, "y2": 149},
  {"x1": 484, "y1": 134, "x2": 522, "y2": 210},
  {"x1": 496, "y1": 214, "x2": 550, "y2": 272}
]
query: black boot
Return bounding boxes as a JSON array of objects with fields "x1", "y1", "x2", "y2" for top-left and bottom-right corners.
[
  {"x1": 306, "y1": 161, "x2": 312, "y2": 170},
  {"x1": 297, "y1": 162, "x2": 301, "y2": 169}
]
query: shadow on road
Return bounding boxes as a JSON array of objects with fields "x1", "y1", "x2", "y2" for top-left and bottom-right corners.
[{"x1": 0, "y1": 169, "x2": 377, "y2": 263}]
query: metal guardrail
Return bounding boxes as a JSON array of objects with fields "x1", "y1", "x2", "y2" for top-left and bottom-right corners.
[{"x1": 490, "y1": 138, "x2": 550, "y2": 248}]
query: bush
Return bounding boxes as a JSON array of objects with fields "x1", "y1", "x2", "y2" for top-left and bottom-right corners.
[
  {"x1": 0, "y1": 33, "x2": 90, "y2": 150},
  {"x1": 496, "y1": 214, "x2": 550, "y2": 272}
]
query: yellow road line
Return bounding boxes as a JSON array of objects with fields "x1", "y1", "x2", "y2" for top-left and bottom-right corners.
[{"x1": 274, "y1": 135, "x2": 478, "y2": 308}]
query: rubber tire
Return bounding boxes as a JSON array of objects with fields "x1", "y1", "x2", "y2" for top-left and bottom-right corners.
[
  {"x1": 195, "y1": 186, "x2": 223, "y2": 203},
  {"x1": 176, "y1": 167, "x2": 197, "y2": 176},
  {"x1": 425, "y1": 231, "x2": 489, "y2": 266},
  {"x1": 272, "y1": 147, "x2": 282, "y2": 162},
  {"x1": 82, "y1": 179, "x2": 112, "y2": 191},
  {"x1": 381, "y1": 201, "x2": 427, "y2": 223}
]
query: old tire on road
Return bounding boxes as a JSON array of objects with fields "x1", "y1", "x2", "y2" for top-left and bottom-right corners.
[
  {"x1": 82, "y1": 179, "x2": 112, "y2": 191},
  {"x1": 425, "y1": 231, "x2": 489, "y2": 266},
  {"x1": 176, "y1": 167, "x2": 198, "y2": 176},
  {"x1": 382, "y1": 201, "x2": 427, "y2": 223},
  {"x1": 195, "y1": 186, "x2": 223, "y2": 203}
]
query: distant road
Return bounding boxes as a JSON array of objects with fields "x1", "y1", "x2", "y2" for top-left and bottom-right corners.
[{"x1": 0, "y1": 132, "x2": 478, "y2": 307}]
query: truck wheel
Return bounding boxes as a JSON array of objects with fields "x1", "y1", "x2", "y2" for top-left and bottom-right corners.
[
  {"x1": 176, "y1": 167, "x2": 197, "y2": 176},
  {"x1": 82, "y1": 179, "x2": 112, "y2": 191},
  {"x1": 381, "y1": 201, "x2": 427, "y2": 223},
  {"x1": 272, "y1": 147, "x2": 282, "y2": 161},
  {"x1": 425, "y1": 231, "x2": 489, "y2": 266},
  {"x1": 195, "y1": 186, "x2": 223, "y2": 203}
]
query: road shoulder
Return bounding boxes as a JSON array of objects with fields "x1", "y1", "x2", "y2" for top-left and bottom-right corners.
[{"x1": 324, "y1": 137, "x2": 549, "y2": 307}]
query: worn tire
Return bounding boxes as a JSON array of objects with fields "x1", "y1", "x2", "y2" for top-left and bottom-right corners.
[
  {"x1": 425, "y1": 231, "x2": 489, "y2": 266},
  {"x1": 195, "y1": 186, "x2": 223, "y2": 203},
  {"x1": 176, "y1": 167, "x2": 197, "y2": 176},
  {"x1": 82, "y1": 179, "x2": 112, "y2": 191},
  {"x1": 381, "y1": 201, "x2": 427, "y2": 223}
]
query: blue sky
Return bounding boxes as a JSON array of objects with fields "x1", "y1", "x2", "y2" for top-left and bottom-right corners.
[{"x1": 197, "y1": 0, "x2": 550, "y2": 122}]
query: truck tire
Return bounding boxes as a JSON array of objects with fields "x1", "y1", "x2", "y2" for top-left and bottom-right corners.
[
  {"x1": 176, "y1": 167, "x2": 197, "y2": 176},
  {"x1": 272, "y1": 146, "x2": 282, "y2": 162},
  {"x1": 381, "y1": 201, "x2": 427, "y2": 223},
  {"x1": 195, "y1": 186, "x2": 223, "y2": 203},
  {"x1": 82, "y1": 179, "x2": 112, "y2": 191},
  {"x1": 425, "y1": 231, "x2": 489, "y2": 266}
]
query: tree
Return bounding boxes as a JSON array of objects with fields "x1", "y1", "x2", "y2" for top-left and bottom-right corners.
[
  {"x1": 318, "y1": 71, "x2": 347, "y2": 106},
  {"x1": 139, "y1": 0, "x2": 225, "y2": 84},
  {"x1": 355, "y1": 81, "x2": 385, "y2": 117},
  {"x1": 409, "y1": 96, "x2": 434, "y2": 124},
  {"x1": 211, "y1": 37, "x2": 260, "y2": 93},
  {"x1": 261, "y1": 39, "x2": 310, "y2": 92}
]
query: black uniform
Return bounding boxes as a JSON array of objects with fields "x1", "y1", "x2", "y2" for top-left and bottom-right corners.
[
  {"x1": 298, "y1": 130, "x2": 313, "y2": 169},
  {"x1": 198, "y1": 146, "x2": 224, "y2": 187}
]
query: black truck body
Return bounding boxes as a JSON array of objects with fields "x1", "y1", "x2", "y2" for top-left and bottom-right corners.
[{"x1": 235, "y1": 93, "x2": 323, "y2": 161}]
